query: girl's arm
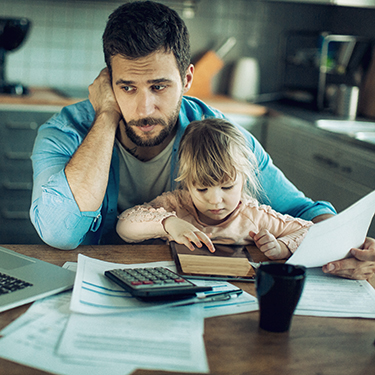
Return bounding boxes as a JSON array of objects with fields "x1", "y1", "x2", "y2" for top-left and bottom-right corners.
[
  {"x1": 246, "y1": 199, "x2": 313, "y2": 259},
  {"x1": 116, "y1": 204, "x2": 176, "y2": 243},
  {"x1": 117, "y1": 204, "x2": 215, "y2": 252},
  {"x1": 117, "y1": 191, "x2": 215, "y2": 251}
]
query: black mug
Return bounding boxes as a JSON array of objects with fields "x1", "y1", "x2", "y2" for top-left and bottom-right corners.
[{"x1": 256, "y1": 263, "x2": 306, "y2": 332}]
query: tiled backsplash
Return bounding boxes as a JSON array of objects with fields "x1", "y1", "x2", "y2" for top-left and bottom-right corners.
[
  {"x1": 1, "y1": 0, "x2": 117, "y2": 90},
  {"x1": 1, "y1": 0, "x2": 272, "y2": 92},
  {"x1": 1, "y1": 0, "x2": 375, "y2": 94}
]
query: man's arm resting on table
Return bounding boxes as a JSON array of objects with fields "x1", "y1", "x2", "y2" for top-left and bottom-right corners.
[{"x1": 30, "y1": 168, "x2": 103, "y2": 250}]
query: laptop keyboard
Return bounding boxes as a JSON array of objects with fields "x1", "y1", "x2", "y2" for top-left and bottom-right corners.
[{"x1": 0, "y1": 272, "x2": 33, "y2": 295}]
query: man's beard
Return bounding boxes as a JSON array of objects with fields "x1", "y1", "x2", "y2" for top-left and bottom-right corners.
[{"x1": 124, "y1": 96, "x2": 182, "y2": 147}]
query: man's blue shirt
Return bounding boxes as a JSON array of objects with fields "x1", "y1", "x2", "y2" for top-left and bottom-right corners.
[{"x1": 30, "y1": 96, "x2": 336, "y2": 249}]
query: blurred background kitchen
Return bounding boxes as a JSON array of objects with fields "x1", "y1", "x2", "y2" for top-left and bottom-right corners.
[{"x1": 1, "y1": 0, "x2": 375, "y2": 244}]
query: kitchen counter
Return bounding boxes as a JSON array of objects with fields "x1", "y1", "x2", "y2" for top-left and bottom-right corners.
[
  {"x1": 264, "y1": 100, "x2": 375, "y2": 152},
  {"x1": 1, "y1": 88, "x2": 374, "y2": 152},
  {"x1": 0, "y1": 87, "x2": 84, "y2": 107},
  {"x1": 0, "y1": 88, "x2": 268, "y2": 117}
]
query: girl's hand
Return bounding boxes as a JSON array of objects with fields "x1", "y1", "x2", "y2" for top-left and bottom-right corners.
[
  {"x1": 163, "y1": 217, "x2": 215, "y2": 253},
  {"x1": 249, "y1": 229, "x2": 291, "y2": 260}
]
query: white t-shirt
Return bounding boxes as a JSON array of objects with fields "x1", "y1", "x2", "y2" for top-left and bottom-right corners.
[{"x1": 115, "y1": 137, "x2": 175, "y2": 213}]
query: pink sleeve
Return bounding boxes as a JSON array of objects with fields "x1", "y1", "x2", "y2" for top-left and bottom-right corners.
[
  {"x1": 116, "y1": 192, "x2": 179, "y2": 243},
  {"x1": 245, "y1": 199, "x2": 313, "y2": 253},
  {"x1": 277, "y1": 227, "x2": 312, "y2": 253}
]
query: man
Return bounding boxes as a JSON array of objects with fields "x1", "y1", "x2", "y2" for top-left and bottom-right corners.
[{"x1": 30, "y1": 1, "x2": 375, "y2": 280}]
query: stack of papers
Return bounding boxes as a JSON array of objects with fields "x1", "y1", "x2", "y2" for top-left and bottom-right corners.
[
  {"x1": 0, "y1": 255, "x2": 258, "y2": 375},
  {"x1": 69, "y1": 254, "x2": 257, "y2": 317},
  {"x1": 296, "y1": 268, "x2": 375, "y2": 318},
  {"x1": 1, "y1": 251, "x2": 375, "y2": 374}
]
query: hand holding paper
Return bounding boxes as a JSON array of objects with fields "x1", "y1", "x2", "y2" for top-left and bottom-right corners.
[{"x1": 287, "y1": 190, "x2": 375, "y2": 269}]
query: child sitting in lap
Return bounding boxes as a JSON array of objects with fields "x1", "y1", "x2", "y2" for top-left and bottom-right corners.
[{"x1": 116, "y1": 118, "x2": 313, "y2": 259}]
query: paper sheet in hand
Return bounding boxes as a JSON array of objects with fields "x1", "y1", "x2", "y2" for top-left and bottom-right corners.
[{"x1": 287, "y1": 190, "x2": 375, "y2": 268}]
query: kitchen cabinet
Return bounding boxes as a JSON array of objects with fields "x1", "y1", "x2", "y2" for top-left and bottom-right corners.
[
  {"x1": 267, "y1": 0, "x2": 330, "y2": 3},
  {"x1": 0, "y1": 106, "x2": 60, "y2": 244},
  {"x1": 267, "y1": 0, "x2": 375, "y2": 7},
  {"x1": 264, "y1": 114, "x2": 375, "y2": 237}
]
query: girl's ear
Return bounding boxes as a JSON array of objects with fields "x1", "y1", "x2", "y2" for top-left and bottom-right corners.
[{"x1": 183, "y1": 64, "x2": 194, "y2": 94}]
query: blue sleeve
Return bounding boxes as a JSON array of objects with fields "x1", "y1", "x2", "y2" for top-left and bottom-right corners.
[
  {"x1": 242, "y1": 130, "x2": 337, "y2": 221},
  {"x1": 30, "y1": 117, "x2": 102, "y2": 250}
]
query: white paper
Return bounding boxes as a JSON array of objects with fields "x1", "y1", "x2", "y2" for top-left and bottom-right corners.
[
  {"x1": 0, "y1": 298, "x2": 137, "y2": 375},
  {"x1": 287, "y1": 190, "x2": 375, "y2": 268},
  {"x1": 57, "y1": 305, "x2": 209, "y2": 373},
  {"x1": 70, "y1": 254, "x2": 258, "y2": 316},
  {"x1": 0, "y1": 285, "x2": 208, "y2": 373},
  {"x1": 0, "y1": 290, "x2": 72, "y2": 336},
  {"x1": 0, "y1": 255, "x2": 257, "y2": 375},
  {"x1": 295, "y1": 268, "x2": 375, "y2": 318}
]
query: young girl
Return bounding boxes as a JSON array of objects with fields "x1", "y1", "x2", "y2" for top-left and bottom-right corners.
[{"x1": 116, "y1": 118, "x2": 313, "y2": 260}]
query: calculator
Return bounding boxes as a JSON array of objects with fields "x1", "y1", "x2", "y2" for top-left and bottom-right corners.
[{"x1": 104, "y1": 267, "x2": 212, "y2": 301}]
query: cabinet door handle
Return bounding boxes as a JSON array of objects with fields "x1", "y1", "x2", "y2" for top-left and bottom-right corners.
[
  {"x1": 313, "y1": 153, "x2": 352, "y2": 174},
  {"x1": 5, "y1": 151, "x2": 31, "y2": 160},
  {"x1": 1, "y1": 209, "x2": 29, "y2": 220},
  {"x1": 6, "y1": 121, "x2": 38, "y2": 130},
  {"x1": 3, "y1": 181, "x2": 32, "y2": 190},
  {"x1": 313, "y1": 153, "x2": 339, "y2": 169}
]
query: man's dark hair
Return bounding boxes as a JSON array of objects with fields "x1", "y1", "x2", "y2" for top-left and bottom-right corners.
[{"x1": 103, "y1": 1, "x2": 191, "y2": 81}]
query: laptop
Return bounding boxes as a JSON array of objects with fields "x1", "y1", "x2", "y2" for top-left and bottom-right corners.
[{"x1": 0, "y1": 246, "x2": 75, "y2": 313}]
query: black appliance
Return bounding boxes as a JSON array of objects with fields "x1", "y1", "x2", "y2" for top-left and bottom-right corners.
[{"x1": 0, "y1": 17, "x2": 31, "y2": 95}]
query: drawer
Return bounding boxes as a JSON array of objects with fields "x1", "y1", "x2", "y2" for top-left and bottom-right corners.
[
  {"x1": 0, "y1": 127, "x2": 38, "y2": 152},
  {"x1": 1, "y1": 171, "x2": 34, "y2": 200},
  {"x1": 0, "y1": 154, "x2": 33, "y2": 173},
  {"x1": 0, "y1": 110, "x2": 57, "y2": 151},
  {"x1": 294, "y1": 132, "x2": 375, "y2": 189},
  {"x1": 267, "y1": 119, "x2": 375, "y2": 189},
  {"x1": 0, "y1": 199, "x2": 43, "y2": 244},
  {"x1": 0, "y1": 218, "x2": 43, "y2": 244},
  {"x1": 0, "y1": 110, "x2": 56, "y2": 127},
  {"x1": 0, "y1": 198, "x2": 31, "y2": 220}
]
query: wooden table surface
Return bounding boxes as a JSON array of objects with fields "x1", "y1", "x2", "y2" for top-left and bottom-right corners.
[{"x1": 1, "y1": 244, "x2": 375, "y2": 375}]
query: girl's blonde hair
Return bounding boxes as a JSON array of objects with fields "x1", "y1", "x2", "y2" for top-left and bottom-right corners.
[{"x1": 176, "y1": 118, "x2": 261, "y2": 199}]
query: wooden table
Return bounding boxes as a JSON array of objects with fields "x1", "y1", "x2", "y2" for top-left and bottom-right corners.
[{"x1": 1, "y1": 244, "x2": 375, "y2": 375}]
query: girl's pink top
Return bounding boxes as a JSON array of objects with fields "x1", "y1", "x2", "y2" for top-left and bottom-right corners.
[{"x1": 117, "y1": 189, "x2": 313, "y2": 253}]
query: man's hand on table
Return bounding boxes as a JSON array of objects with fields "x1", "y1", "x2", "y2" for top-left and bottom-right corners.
[{"x1": 322, "y1": 237, "x2": 375, "y2": 280}]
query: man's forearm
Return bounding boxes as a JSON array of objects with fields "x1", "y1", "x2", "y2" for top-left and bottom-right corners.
[{"x1": 65, "y1": 111, "x2": 119, "y2": 212}]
